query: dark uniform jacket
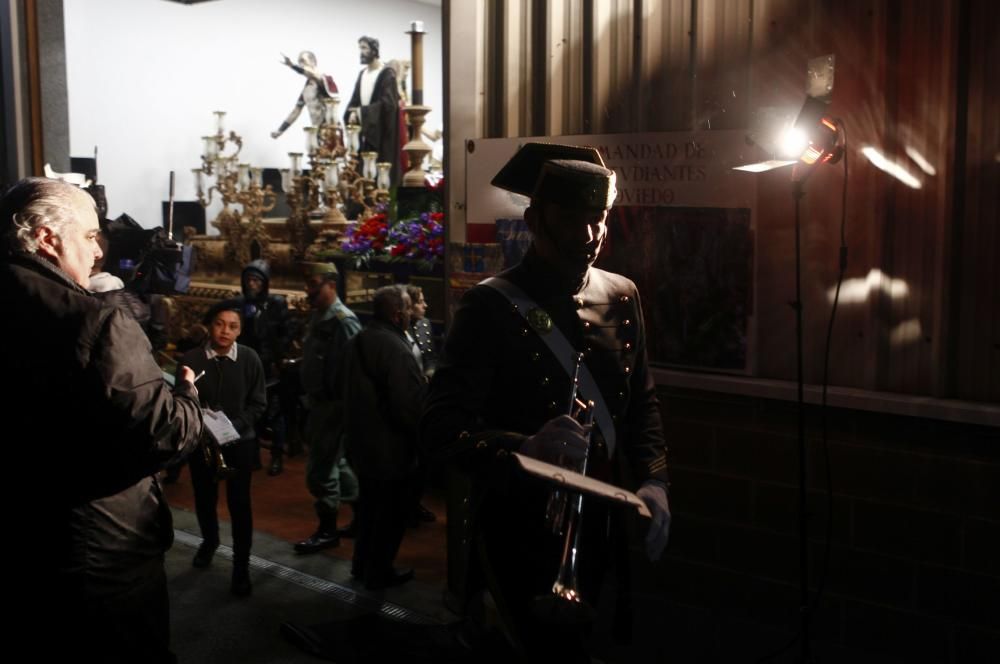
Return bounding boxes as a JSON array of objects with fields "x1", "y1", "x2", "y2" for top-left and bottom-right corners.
[
  {"x1": 410, "y1": 316, "x2": 437, "y2": 377},
  {"x1": 423, "y1": 248, "x2": 668, "y2": 482},
  {"x1": 0, "y1": 252, "x2": 203, "y2": 644},
  {"x1": 422, "y1": 247, "x2": 669, "y2": 637},
  {"x1": 300, "y1": 298, "x2": 362, "y2": 406}
]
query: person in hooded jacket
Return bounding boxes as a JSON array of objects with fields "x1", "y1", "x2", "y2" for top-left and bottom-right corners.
[{"x1": 222, "y1": 259, "x2": 294, "y2": 475}]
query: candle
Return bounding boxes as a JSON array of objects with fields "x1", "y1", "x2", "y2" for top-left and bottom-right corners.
[
  {"x1": 202, "y1": 136, "x2": 218, "y2": 159},
  {"x1": 238, "y1": 163, "x2": 251, "y2": 191},
  {"x1": 192, "y1": 168, "x2": 204, "y2": 197},
  {"x1": 213, "y1": 110, "x2": 226, "y2": 137},
  {"x1": 305, "y1": 126, "x2": 318, "y2": 154},
  {"x1": 409, "y1": 22, "x2": 425, "y2": 105},
  {"x1": 376, "y1": 162, "x2": 391, "y2": 190},
  {"x1": 325, "y1": 163, "x2": 339, "y2": 189}
]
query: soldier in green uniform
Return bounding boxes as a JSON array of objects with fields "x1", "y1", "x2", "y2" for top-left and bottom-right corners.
[
  {"x1": 422, "y1": 143, "x2": 672, "y2": 661},
  {"x1": 294, "y1": 262, "x2": 362, "y2": 553}
]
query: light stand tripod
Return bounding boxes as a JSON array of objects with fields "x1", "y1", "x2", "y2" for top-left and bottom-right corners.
[{"x1": 788, "y1": 118, "x2": 845, "y2": 662}]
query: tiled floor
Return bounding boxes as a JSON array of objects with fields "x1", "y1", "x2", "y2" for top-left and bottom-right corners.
[
  {"x1": 167, "y1": 507, "x2": 461, "y2": 663},
  {"x1": 163, "y1": 451, "x2": 449, "y2": 587}
]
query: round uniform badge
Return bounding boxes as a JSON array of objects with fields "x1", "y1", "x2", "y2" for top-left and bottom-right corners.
[{"x1": 526, "y1": 308, "x2": 553, "y2": 335}]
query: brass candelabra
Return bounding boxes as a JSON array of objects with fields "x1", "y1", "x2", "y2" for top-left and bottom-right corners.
[
  {"x1": 280, "y1": 97, "x2": 391, "y2": 257},
  {"x1": 192, "y1": 111, "x2": 277, "y2": 265}
]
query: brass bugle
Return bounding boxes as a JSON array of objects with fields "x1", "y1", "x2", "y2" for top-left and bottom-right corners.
[
  {"x1": 545, "y1": 353, "x2": 584, "y2": 534},
  {"x1": 534, "y1": 400, "x2": 596, "y2": 623},
  {"x1": 202, "y1": 435, "x2": 235, "y2": 481},
  {"x1": 550, "y1": 402, "x2": 594, "y2": 597}
]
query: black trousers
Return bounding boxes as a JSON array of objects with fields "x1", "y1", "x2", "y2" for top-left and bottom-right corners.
[
  {"x1": 41, "y1": 558, "x2": 175, "y2": 664},
  {"x1": 478, "y1": 478, "x2": 613, "y2": 663},
  {"x1": 189, "y1": 439, "x2": 254, "y2": 564},
  {"x1": 353, "y1": 473, "x2": 416, "y2": 582},
  {"x1": 260, "y1": 383, "x2": 287, "y2": 455}
]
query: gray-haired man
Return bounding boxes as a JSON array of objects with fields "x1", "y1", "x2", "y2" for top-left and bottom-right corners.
[{"x1": 1, "y1": 177, "x2": 203, "y2": 663}]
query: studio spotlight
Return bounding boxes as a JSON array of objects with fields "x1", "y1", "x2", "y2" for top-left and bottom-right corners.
[
  {"x1": 736, "y1": 55, "x2": 843, "y2": 176},
  {"x1": 733, "y1": 54, "x2": 849, "y2": 664},
  {"x1": 788, "y1": 96, "x2": 844, "y2": 178}
]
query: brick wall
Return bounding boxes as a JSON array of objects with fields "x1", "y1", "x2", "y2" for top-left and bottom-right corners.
[{"x1": 624, "y1": 386, "x2": 1000, "y2": 663}]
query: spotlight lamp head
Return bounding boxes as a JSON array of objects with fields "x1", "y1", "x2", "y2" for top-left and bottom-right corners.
[
  {"x1": 790, "y1": 96, "x2": 844, "y2": 167},
  {"x1": 732, "y1": 54, "x2": 844, "y2": 176}
]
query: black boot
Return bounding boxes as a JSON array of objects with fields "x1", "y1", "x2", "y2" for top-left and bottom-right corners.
[
  {"x1": 268, "y1": 453, "x2": 284, "y2": 476},
  {"x1": 294, "y1": 511, "x2": 340, "y2": 554},
  {"x1": 192, "y1": 540, "x2": 218, "y2": 568},
  {"x1": 337, "y1": 517, "x2": 358, "y2": 539},
  {"x1": 365, "y1": 567, "x2": 414, "y2": 591},
  {"x1": 231, "y1": 562, "x2": 252, "y2": 597}
]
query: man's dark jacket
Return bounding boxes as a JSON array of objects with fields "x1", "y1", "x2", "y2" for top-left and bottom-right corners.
[
  {"x1": 343, "y1": 319, "x2": 425, "y2": 479},
  {"x1": 0, "y1": 252, "x2": 203, "y2": 650}
]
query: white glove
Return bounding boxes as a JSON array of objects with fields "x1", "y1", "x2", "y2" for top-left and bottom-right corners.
[
  {"x1": 636, "y1": 480, "x2": 671, "y2": 561},
  {"x1": 519, "y1": 414, "x2": 590, "y2": 466}
]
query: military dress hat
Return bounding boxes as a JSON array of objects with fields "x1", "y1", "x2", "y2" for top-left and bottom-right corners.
[{"x1": 491, "y1": 142, "x2": 617, "y2": 210}]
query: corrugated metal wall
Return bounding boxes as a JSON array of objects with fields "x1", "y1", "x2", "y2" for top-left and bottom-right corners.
[{"x1": 445, "y1": 0, "x2": 999, "y2": 402}]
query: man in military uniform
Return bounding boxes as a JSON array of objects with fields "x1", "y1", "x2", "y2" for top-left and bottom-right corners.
[
  {"x1": 294, "y1": 262, "x2": 361, "y2": 553},
  {"x1": 422, "y1": 143, "x2": 671, "y2": 661}
]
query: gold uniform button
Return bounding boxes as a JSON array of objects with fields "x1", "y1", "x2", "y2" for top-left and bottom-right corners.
[
  {"x1": 521, "y1": 328, "x2": 530, "y2": 337},
  {"x1": 540, "y1": 376, "x2": 550, "y2": 386},
  {"x1": 620, "y1": 295, "x2": 630, "y2": 304},
  {"x1": 548, "y1": 401, "x2": 558, "y2": 411},
  {"x1": 624, "y1": 366, "x2": 632, "y2": 375},
  {"x1": 531, "y1": 352, "x2": 541, "y2": 362},
  {"x1": 624, "y1": 342, "x2": 632, "y2": 351},
  {"x1": 582, "y1": 321, "x2": 591, "y2": 330},
  {"x1": 622, "y1": 319, "x2": 632, "y2": 327},
  {"x1": 573, "y1": 296, "x2": 585, "y2": 308}
]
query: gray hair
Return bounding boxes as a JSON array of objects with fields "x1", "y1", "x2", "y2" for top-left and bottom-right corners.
[
  {"x1": 372, "y1": 284, "x2": 407, "y2": 323},
  {"x1": 1, "y1": 178, "x2": 92, "y2": 254}
]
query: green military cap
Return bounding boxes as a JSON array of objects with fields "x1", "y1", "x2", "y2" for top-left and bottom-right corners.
[
  {"x1": 300, "y1": 261, "x2": 339, "y2": 277},
  {"x1": 491, "y1": 142, "x2": 617, "y2": 210}
]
